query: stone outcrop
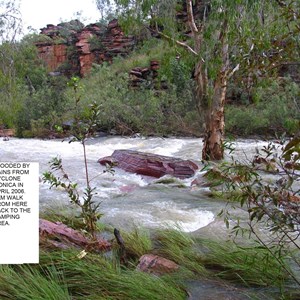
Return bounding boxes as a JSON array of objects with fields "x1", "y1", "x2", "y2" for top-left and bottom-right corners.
[
  {"x1": 136, "y1": 254, "x2": 179, "y2": 275},
  {"x1": 98, "y1": 149, "x2": 199, "y2": 178},
  {"x1": 39, "y1": 218, "x2": 111, "y2": 251},
  {"x1": 36, "y1": 19, "x2": 135, "y2": 76},
  {"x1": 129, "y1": 60, "x2": 168, "y2": 89},
  {"x1": 0, "y1": 128, "x2": 15, "y2": 137},
  {"x1": 34, "y1": 2, "x2": 207, "y2": 78},
  {"x1": 36, "y1": 43, "x2": 69, "y2": 72}
]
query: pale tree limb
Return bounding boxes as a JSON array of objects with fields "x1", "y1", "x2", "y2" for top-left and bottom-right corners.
[
  {"x1": 150, "y1": 26, "x2": 199, "y2": 56},
  {"x1": 186, "y1": 0, "x2": 202, "y2": 53},
  {"x1": 228, "y1": 63, "x2": 240, "y2": 79},
  {"x1": 186, "y1": 0, "x2": 199, "y2": 34},
  {"x1": 148, "y1": 0, "x2": 205, "y2": 57}
]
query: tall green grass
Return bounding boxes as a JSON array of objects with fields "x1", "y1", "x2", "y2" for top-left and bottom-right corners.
[
  {"x1": 199, "y1": 239, "x2": 289, "y2": 287},
  {"x1": 0, "y1": 265, "x2": 70, "y2": 300},
  {"x1": 154, "y1": 228, "x2": 207, "y2": 275},
  {"x1": 39, "y1": 249, "x2": 186, "y2": 300},
  {"x1": 225, "y1": 78, "x2": 300, "y2": 136},
  {"x1": 116, "y1": 227, "x2": 153, "y2": 259}
]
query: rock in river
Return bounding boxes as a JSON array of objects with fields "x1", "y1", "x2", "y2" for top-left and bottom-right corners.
[{"x1": 98, "y1": 149, "x2": 199, "y2": 179}]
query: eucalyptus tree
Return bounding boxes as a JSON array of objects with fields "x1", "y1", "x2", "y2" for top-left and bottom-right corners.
[
  {"x1": 0, "y1": 0, "x2": 21, "y2": 42},
  {"x1": 0, "y1": 0, "x2": 22, "y2": 99},
  {"x1": 95, "y1": 0, "x2": 116, "y2": 22},
  {"x1": 0, "y1": 0, "x2": 23, "y2": 127},
  {"x1": 113, "y1": 0, "x2": 299, "y2": 160}
]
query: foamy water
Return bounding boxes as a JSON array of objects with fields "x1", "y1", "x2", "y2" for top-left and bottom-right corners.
[{"x1": 0, "y1": 136, "x2": 272, "y2": 232}]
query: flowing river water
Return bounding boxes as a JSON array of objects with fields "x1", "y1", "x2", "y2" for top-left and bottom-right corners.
[
  {"x1": 0, "y1": 136, "x2": 286, "y2": 299},
  {"x1": 0, "y1": 136, "x2": 270, "y2": 233}
]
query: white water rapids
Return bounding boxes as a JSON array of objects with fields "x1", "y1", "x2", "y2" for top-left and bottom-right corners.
[{"x1": 0, "y1": 136, "x2": 273, "y2": 233}]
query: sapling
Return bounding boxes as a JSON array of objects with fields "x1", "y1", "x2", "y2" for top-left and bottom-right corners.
[{"x1": 43, "y1": 77, "x2": 104, "y2": 239}]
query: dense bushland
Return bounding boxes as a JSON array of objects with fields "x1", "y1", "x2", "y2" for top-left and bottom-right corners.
[
  {"x1": 0, "y1": 34, "x2": 298, "y2": 138},
  {"x1": 226, "y1": 78, "x2": 300, "y2": 136},
  {"x1": 69, "y1": 41, "x2": 199, "y2": 136},
  {"x1": 0, "y1": 36, "x2": 69, "y2": 137}
]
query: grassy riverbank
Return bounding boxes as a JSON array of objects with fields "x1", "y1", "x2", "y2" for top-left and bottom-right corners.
[{"x1": 1, "y1": 209, "x2": 298, "y2": 300}]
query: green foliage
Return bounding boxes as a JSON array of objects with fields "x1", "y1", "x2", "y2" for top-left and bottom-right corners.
[
  {"x1": 0, "y1": 37, "x2": 70, "y2": 135},
  {"x1": 26, "y1": 33, "x2": 53, "y2": 43},
  {"x1": 226, "y1": 78, "x2": 300, "y2": 136},
  {"x1": 89, "y1": 35, "x2": 105, "y2": 51},
  {"x1": 15, "y1": 75, "x2": 69, "y2": 137},
  {"x1": 0, "y1": 265, "x2": 70, "y2": 299},
  {"x1": 225, "y1": 105, "x2": 270, "y2": 136},
  {"x1": 78, "y1": 60, "x2": 197, "y2": 136},
  {"x1": 200, "y1": 239, "x2": 289, "y2": 287},
  {"x1": 43, "y1": 77, "x2": 104, "y2": 238},
  {"x1": 160, "y1": 55, "x2": 195, "y2": 100},
  {"x1": 56, "y1": 20, "x2": 85, "y2": 40},
  {"x1": 116, "y1": 227, "x2": 152, "y2": 259},
  {"x1": 38, "y1": 249, "x2": 186, "y2": 299},
  {"x1": 110, "y1": 38, "x2": 168, "y2": 73},
  {"x1": 0, "y1": 247, "x2": 186, "y2": 299},
  {"x1": 154, "y1": 228, "x2": 207, "y2": 275},
  {"x1": 213, "y1": 136, "x2": 300, "y2": 288}
]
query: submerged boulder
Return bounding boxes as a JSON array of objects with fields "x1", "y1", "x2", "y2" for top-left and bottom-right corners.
[{"x1": 98, "y1": 149, "x2": 199, "y2": 179}]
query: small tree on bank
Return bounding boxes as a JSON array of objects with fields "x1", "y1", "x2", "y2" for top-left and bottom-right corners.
[{"x1": 114, "y1": 0, "x2": 299, "y2": 160}]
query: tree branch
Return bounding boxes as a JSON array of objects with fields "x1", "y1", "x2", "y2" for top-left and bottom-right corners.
[
  {"x1": 186, "y1": 0, "x2": 199, "y2": 35},
  {"x1": 228, "y1": 63, "x2": 240, "y2": 79},
  {"x1": 186, "y1": 0, "x2": 202, "y2": 53},
  {"x1": 151, "y1": 27, "x2": 199, "y2": 56}
]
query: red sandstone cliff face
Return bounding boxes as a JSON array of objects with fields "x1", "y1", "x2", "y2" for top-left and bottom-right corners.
[
  {"x1": 36, "y1": 19, "x2": 135, "y2": 77},
  {"x1": 36, "y1": 43, "x2": 68, "y2": 72}
]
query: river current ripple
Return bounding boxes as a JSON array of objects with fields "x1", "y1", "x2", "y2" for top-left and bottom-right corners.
[{"x1": 0, "y1": 136, "x2": 273, "y2": 233}]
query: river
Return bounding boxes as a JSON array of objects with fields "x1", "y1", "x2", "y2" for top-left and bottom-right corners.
[
  {"x1": 0, "y1": 135, "x2": 272, "y2": 234},
  {"x1": 1, "y1": 135, "x2": 296, "y2": 299}
]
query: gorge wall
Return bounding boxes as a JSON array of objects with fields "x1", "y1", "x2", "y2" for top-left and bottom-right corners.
[
  {"x1": 36, "y1": 19, "x2": 136, "y2": 77},
  {"x1": 35, "y1": 0, "x2": 206, "y2": 78}
]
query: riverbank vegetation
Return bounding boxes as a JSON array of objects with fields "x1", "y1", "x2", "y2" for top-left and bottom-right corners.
[
  {"x1": 0, "y1": 2, "x2": 299, "y2": 140},
  {"x1": 0, "y1": 219, "x2": 298, "y2": 299},
  {"x1": 1, "y1": 37, "x2": 298, "y2": 139}
]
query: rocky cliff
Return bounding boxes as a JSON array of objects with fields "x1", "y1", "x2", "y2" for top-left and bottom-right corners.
[
  {"x1": 35, "y1": 1, "x2": 207, "y2": 77},
  {"x1": 36, "y1": 19, "x2": 136, "y2": 77}
]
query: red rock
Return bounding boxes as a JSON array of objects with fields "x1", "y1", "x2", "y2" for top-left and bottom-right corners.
[
  {"x1": 136, "y1": 254, "x2": 179, "y2": 275},
  {"x1": 36, "y1": 43, "x2": 68, "y2": 72},
  {"x1": 0, "y1": 128, "x2": 15, "y2": 137},
  {"x1": 36, "y1": 19, "x2": 135, "y2": 76},
  {"x1": 107, "y1": 19, "x2": 118, "y2": 29},
  {"x1": 98, "y1": 149, "x2": 199, "y2": 179},
  {"x1": 150, "y1": 60, "x2": 160, "y2": 71},
  {"x1": 130, "y1": 70, "x2": 143, "y2": 77},
  {"x1": 39, "y1": 219, "x2": 111, "y2": 251}
]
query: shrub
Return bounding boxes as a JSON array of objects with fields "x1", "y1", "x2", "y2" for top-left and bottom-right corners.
[
  {"x1": 225, "y1": 105, "x2": 270, "y2": 135},
  {"x1": 225, "y1": 78, "x2": 300, "y2": 136},
  {"x1": 214, "y1": 137, "x2": 300, "y2": 291},
  {"x1": 74, "y1": 63, "x2": 197, "y2": 136}
]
